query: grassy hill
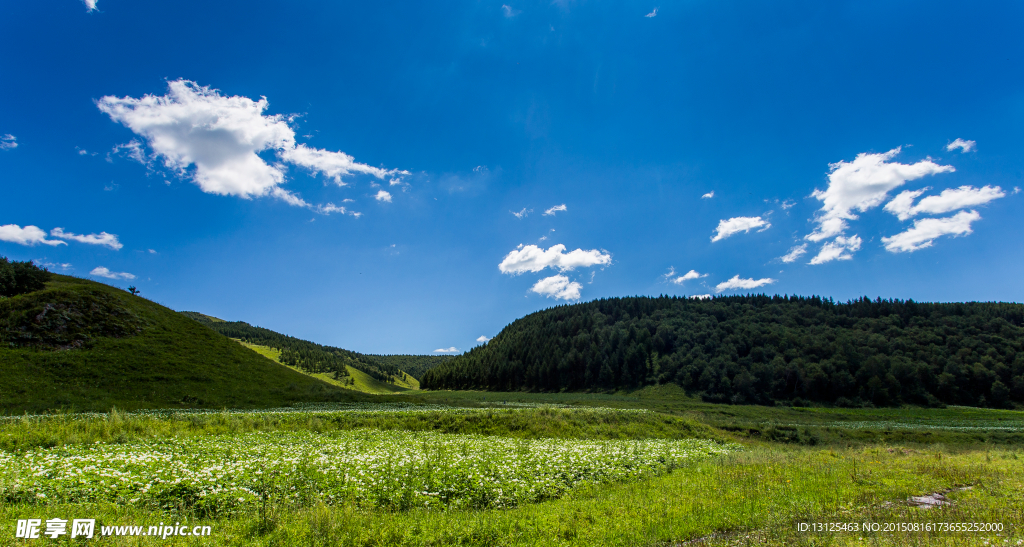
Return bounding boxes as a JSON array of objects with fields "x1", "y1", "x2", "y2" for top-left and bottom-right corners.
[
  {"x1": 183, "y1": 312, "x2": 444, "y2": 389},
  {"x1": 422, "y1": 294, "x2": 1024, "y2": 408},
  {"x1": 0, "y1": 275, "x2": 368, "y2": 413}
]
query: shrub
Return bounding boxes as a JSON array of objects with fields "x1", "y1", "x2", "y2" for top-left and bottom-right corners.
[{"x1": 0, "y1": 257, "x2": 51, "y2": 297}]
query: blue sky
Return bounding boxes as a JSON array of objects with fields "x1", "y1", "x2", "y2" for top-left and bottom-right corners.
[{"x1": 1, "y1": 0, "x2": 1022, "y2": 354}]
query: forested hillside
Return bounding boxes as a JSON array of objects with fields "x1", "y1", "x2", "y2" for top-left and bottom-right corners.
[
  {"x1": 180, "y1": 314, "x2": 446, "y2": 382},
  {"x1": 421, "y1": 295, "x2": 1024, "y2": 408},
  {"x1": 361, "y1": 354, "x2": 455, "y2": 381}
]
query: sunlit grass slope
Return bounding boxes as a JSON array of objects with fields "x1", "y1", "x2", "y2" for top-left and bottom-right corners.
[
  {"x1": 346, "y1": 365, "x2": 417, "y2": 394},
  {"x1": 233, "y1": 340, "x2": 418, "y2": 394},
  {"x1": 0, "y1": 275, "x2": 369, "y2": 413}
]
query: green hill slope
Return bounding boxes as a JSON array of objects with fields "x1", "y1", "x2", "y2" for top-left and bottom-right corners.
[
  {"x1": 0, "y1": 275, "x2": 367, "y2": 413},
  {"x1": 182, "y1": 312, "x2": 446, "y2": 384},
  {"x1": 421, "y1": 295, "x2": 1024, "y2": 408}
]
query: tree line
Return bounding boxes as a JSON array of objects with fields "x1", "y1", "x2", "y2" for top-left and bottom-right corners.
[
  {"x1": 0, "y1": 257, "x2": 51, "y2": 298},
  {"x1": 420, "y1": 295, "x2": 1024, "y2": 408}
]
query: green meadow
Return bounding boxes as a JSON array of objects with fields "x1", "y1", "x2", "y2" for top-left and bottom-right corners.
[{"x1": 1, "y1": 398, "x2": 1022, "y2": 546}]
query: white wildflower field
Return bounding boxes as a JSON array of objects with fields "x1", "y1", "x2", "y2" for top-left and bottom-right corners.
[{"x1": 0, "y1": 410, "x2": 734, "y2": 515}]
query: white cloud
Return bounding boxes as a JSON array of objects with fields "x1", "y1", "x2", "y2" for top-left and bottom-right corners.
[
  {"x1": 148, "y1": 249, "x2": 157, "y2": 254},
  {"x1": 109, "y1": 139, "x2": 148, "y2": 165},
  {"x1": 1014, "y1": 187, "x2": 1021, "y2": 195},
  {"x1": 806, "y1": 148, "x2": 954, "y2": 241},
  {"x1": 645, "y1": 8, "x2": 658, "y2": 17},
  {"x1": 82, "y1": 0, "x2": 97, "y2": 11},
  {"x1": 715, "y1": 275, "x2": 776, "y2": 293},
  {"x1": 498, "y1": 244, "x2": 611, "y2": 275},
  {"x1": 543, "y1": 204, "x2": 567, "y2": 216},
  {"x1": 501, "y1": 4, "x2": 521, "y2": 17},
  {"x1": 0, "y1": 134, "x2": 16, "y2": 150},
  {"x1": 50, "y1": 228, "x2": 123, "y2": 250},
  {"x1": 433, "y1": 347, "x2": 459, "y2": 353},
  {"x1": 36, "y1": 260, "x2": 72, "y2": 271},
  {"x1": 884, "y1": 185, "x2": 1004, "y2": 220},
  {"x1": 270, "y1": 187, "x2": 311, "y2": 208},
  {"x1": 881, "y1": 210, "x2": 980, "y2": 253},
  {"x1": 667, "y1": 269, "x2": 706, "y2": 285},
  {"x1": 511, "y1": 208, "x2": 532, "y2": 219},
  {"x1": 280, "y1": 144, "x2": 401, "y2": 185},
  {"x1": 808, "y1": 235, "x2": 862, "y2": 265},
  {"x1": 710, "y1": 216, "x2": 770, "y2": 242},
  {"x1": 476, "y1": 335, "x2": 491, "y2": 343},
  {"x1": 946, "y1": 138, "x2": 976, "y2": 153},
  {"x1": 690, "y1": 294, "x2": 712, "y2": 300},
  {"x1": 780, "y1": 199, "x2": 796, "y2": 210},
  {"x1": 97, "y1": 79, "x2": 404, "y2": 208},
  {"x1": 780, "y1": 244, "x2": 807, "y2": 263},
  {"x1": 701, "y1": 191, "x2": 714, "y2": 199},
  {"x1": 530, "y1": 275, "x2": 582, "y2": 300},
  {"x1": 315, "y1": 202, "x2": 360, "y2": 216},
  {"x1": 374, "y1": 190, "x2": 392, "y2": 202},
  {"x1": 0, "y1": 224, "x2": 66, "y2": 246},
  {"x1": 89, "y1": 266, "x2": 135, "y2": 280}
]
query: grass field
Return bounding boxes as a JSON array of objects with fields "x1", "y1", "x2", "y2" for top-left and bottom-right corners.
[{"x1": 1, "y1": 397, "x2": 1022, "y2": 546}]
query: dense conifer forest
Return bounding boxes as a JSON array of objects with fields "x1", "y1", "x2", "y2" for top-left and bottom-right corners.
[{"x1": 421, "y1": 295, "x2": 1024, "y2": 408}]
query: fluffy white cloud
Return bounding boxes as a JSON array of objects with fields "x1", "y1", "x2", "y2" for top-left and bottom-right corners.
[
  {"x1": 90, "y1": 266, "x2": 135, "y2": 280},
  {"x1": 645, "y1": 8, "x2": 658, "y2": 17},
  {"x1": 543, "y1": 204, "x2": 567, "y2": 216},
  {"x1": 82, "y1": 0, "x2": 97, "y2": 11},
  {"x1": 0, "y1": 224, "x2": 66, "y2": 246},
  {"x1": 808, "y1": 235, "x2": 862, "y2": 265},
  {"x1": 375, "y1": 190, "x2": 392, "y2": 203},
  {"x1": 715, "y1": 275, "x2": 776, "y2": 293},
  {"x1": 779, "y1": 244, "x2": 807, "y2": 263},
  {"x1": 884, "y1": 185, "x2": 1005, "y2": 221},
  {"x1": 50, "y1": 228, "x2": 123, "y2": 250},
  {"x1": 667, "y1": 269, "x2": 706, "y2": 285},
  {"x1": 881, "y1": 210, "x2": 980, "y2": 253},
  {"x1": 511, "y1": 208, "x2": 531, "y2": 219},
  {"x1": 806, "y1": 148, "x2": 954, "y2": 241},
  {"x1": 691, "y1": 294, "x2": 712, "y2": 300},
  {"x1": 476, "y1": 335, "x2": 491, "y2": 343},
  {"x1": 530, "y1": 275, "x2": 582, "y2": 300},
  {"x1": 498, "y1": 244, "x2": 611, "y2": 275},
  {"x1": 701, "y1": 191, "x2": 714, "y2": 199},
  {"x1": 946, "y1": 138, "x2": 976, "y2": 153},
  {"x1": 433, "y1": 347, "x2": 459, "y2": 353},
  {"x1": 710, "y1": 216, "x2": 770, "y2": 242},
  {"x1": 97, "y1": 80, "x2": 404, "y2": 208},
  {"x1": 0, "y1": 134, "x2": 16, "y2": 150}
]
